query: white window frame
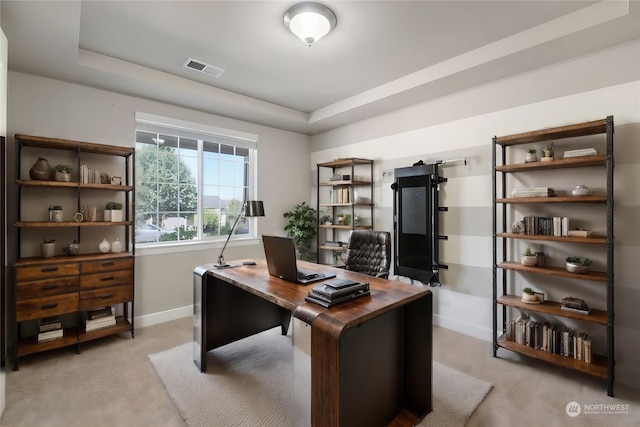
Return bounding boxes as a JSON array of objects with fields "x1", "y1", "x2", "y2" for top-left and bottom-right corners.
[{"x1": 134, "y1": 112, "x2": 259, "y2": 255}]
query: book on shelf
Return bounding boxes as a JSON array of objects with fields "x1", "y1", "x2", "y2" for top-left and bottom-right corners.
[
  {"x1": 567, "y1": 229, "x2": 592, "y2": 238},
  {"x1": 563, "y1": 148, "x2": 598, "y2": 158},
  {"x1": 561, "y1": 305, "x2": 592, "y2": 315},
  {"x1": 88, "y1": 306, "x2": 114, "y2": 320},
  {"x1": 323, "y1": 241, "x2": 343, "y2": 247},
  {"x1": 38, "y1": 328, "x2": 63, "y2": 343},
  {"x1": 511, "y1": 187, "x2": 556, "y2": 198},
  {"x1": 85, "y1": 315, "x2": 117, "y2": 332},
  {"x1": 39, "y1": 316, "x2": 62, "y2": 332}
]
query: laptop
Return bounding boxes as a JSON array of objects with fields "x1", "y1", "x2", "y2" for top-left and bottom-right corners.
[{"x1": 262, "y1": 235, "x2": 336, "y2": 284}]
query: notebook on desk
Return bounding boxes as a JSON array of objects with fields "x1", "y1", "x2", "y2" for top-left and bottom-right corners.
[{"x1": 262, "y1": 235, "x2": 336, "y2": 284}]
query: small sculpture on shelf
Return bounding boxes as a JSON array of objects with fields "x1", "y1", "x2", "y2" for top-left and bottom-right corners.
[{"x1": 542, "y1": 142, "x2": 554, "y2": 161}]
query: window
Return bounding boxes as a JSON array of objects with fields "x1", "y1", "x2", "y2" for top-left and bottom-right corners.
[{"x1": 135, "y1": 113, "x2": 258, "y2": 246}]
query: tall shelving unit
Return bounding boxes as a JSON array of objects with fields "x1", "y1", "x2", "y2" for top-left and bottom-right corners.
[
  {"x1": 11, "y1": 135, "x2": 135, "y2": 370},
  {"x1": 316, "y1": 158, "x2": 374, "y2": 266},
  {"x1": 492, "y1": 117, "x2": 614, "y2": 396}
]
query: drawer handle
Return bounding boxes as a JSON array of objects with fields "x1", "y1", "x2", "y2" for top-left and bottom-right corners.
[
  {"x1": 100, "y1": 276, "x2": 115, "y2": 281},
  {"x1": 41, "y1": 266, "x2": 58, "y2": 272},
  {"x1": 101, "y1": 261, "x2": 114, "y2": 267},
  {"x1": 41, "y1": 302, "x2": 58, "y2": 310},
  {"x1": 41, "y1": 284, "x2": 58, "y2": 290},
  {"x1": 100, "y1": 294, "x2": 114, "y2": 299}
]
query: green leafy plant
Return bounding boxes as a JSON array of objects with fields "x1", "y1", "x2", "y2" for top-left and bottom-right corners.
[
  {"x1": 283, "y1": 202, "x2": 317, "y2": 261},
  {"x1": 523, "y1": 247, "x2": 535, "y2": 257},
  {"x1": 523, "y1": 287, "x2": 534, "y2": 295},
  {"x1": 319, "y1": 209, "x2": 332, "y2": 224},
  {"x1": 566, "y1": 256, "x2": 592, "y2": 266},
  {"x1": 55, "y1": 164, "x2": 72, "y2": 173},
  {"x1": 543, "y1": 142, "x2": 554, "y2": 156},
  {"x1": 527, "y1": 148, "x2": 537, "y2": 154},
  {"x1": 343, "y1": 213, "x2": 351, "y2": 226},
  {"x1": 106, "y1": 201, "x2": 123, "y2": 210}
]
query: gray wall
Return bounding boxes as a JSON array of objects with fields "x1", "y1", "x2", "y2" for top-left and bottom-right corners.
[
  {"x1": 6, "y1": 71, "x2": 312, "y2": 324},
  {"x1": 310, "y1": 40, "x2": 640, "y2": 389}
]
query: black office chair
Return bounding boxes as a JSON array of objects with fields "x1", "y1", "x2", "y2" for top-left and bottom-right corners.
[{"x1": 344, "y1": 230, "x2": 391, "y2": 278}]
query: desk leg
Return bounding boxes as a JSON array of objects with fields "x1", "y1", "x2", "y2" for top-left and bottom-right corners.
[{"x1": 193, "y1": 267, "x2": 207, "y2": 372}]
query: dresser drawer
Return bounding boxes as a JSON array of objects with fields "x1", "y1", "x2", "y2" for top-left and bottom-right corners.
[
  {"x1": 16, "y1": 277, "x2": 80, "y2": 301},
  {"x1": 80, "y1": 285, "x2": 133, "y2": 310},
  {"x1": 16, "y1": 293, "x2": 79, "y2": 321},
  {"x1": 81, "y1": 257, "x2": 133, "y2": 274},
  {"x1": 16, "y1": 262, "x2": 80, "y2": 282},
  {"x1": 80, "y1": 269, "x2": 133, "y2": 290}
]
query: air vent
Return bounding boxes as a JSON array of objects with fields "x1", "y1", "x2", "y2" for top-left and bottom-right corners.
[{"x1": 183, "y1": 58, "x2": 225, "y2": 78}]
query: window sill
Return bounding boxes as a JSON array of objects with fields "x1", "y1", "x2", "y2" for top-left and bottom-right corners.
[{"x1": 135, "y1": 237, "x2": 261, "y2": 257}]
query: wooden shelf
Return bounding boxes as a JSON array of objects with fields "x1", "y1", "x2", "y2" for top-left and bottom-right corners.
[
  {"x1": 318, "y1": 245, "x2": 347, "y2": 251},
  {"x1": 317, "y1": 158, "x2": 373, "y2": 168},
  {"x1": 15, "y1": 134, "x2": 133, "y2": 157},
  {"x1": 497, "y1": 295, "x2": 607, "y2": 325},
  {"x1": 496, "y1": 335, "x2": 607, "y2": 378},
  {"x1": 494, "y1": 119, "x2": 608, "y2": 146},
  {"x1": 79, "y1": 317, "x2": 131, "y2": 342},
  {"x1": 318, "y1": 224, "x2": 371, "y2": 230},
  {"x1": 495, "y1": 155, "x2": 605, "y2": 172},
  {"x1": 17, "y1": 220, "x2": 132, "y2": 228},
  {"x1": 496, "y1": 232, "x2": 606, "y2": 245},
  {"x1": 17, "y1": 179, "x2": 133, "y2": 191},
  {"x1": 497, "y1": 261, "x2": 606, "y2": 282},
  {"x1": 319, "y1": 180, "x2": 372, "y2": 187},
  {"x1": 18, "y1": 327, "x2": 79, "y2": 357},
  {"x1": 497, "y1": 195, "x2": 606, "y2": 204}
]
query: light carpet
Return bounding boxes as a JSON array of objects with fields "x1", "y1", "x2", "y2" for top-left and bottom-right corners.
[{"x1": 149, "y1": 328, "x2": 492, "y2": 427}]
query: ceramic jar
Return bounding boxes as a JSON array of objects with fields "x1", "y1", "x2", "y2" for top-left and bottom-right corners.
[
  {"x1": 41, "y1": 241, "x2": 56, "y2": 259},
  {"x1": 572, "y1": 185, "x2": 592, "y2": 196},
  {"x1": 29, "y1": 157, "x2": 52, "y2": 180},
  {"x1": 49, "y1": 206, "x2": 63, "y2": 222},
  {"x1": 98, "y1": 238, "x2": 111, "y2": 253},
  {"x1": 111, "y1": 238, "x2": 122, "y2": 253}
]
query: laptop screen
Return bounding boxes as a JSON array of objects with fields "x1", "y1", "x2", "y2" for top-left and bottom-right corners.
[{"x1": 262, "y1": 235, "x2": 335, "y2": 283}]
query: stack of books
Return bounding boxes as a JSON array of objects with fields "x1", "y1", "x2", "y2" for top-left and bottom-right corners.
[
  {"x1": 561, "y1": 297, "x2": 591, "y2": 315},
  {"x1": 86, "y1": 306, "x2": 117, "y2": 332},
  {"x1": 563, "y1": 148, "x2": 598, "y2": 158},
  {"x1": 306, "y1": 279, "x2": 370, "y2": 308},
  {"x1": 38, "y1": 317, "x2": 63, "y2": 343},
  {"x1": 511, "y1": 187, "x2": 556, "y2": 198}
]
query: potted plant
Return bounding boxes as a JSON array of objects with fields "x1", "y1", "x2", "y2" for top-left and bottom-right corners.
[
  {"x1": 54, "y1": 164, "x2": 73, "y2": 182},
  {"x1": 283, "y1": 202, "x2": 317, "y2": 261},
  {"x1": 522, "y1": 287, "x2": 538, "y2": 303},
  {"x1": 343, "y1": 213, "x2": 351, "y2": 226},
  {"x1": 319, "y1": 209, "x2": 333, "y2": 225},
  {"x1": 542, "y1": 142, "x2": 554, "y2": 161},
  {"x1": 105, "y1": 201, "x2": 123, "y2": 222},
  {"x1": 525, "y1": 148, "x2": 538, "y2": 163},
  {"x1": 521, "y1": 248, "x2": 537, "y2": 266},
  {"x1": 566, "y1": 256, "x2": 592, "y2": 274}
]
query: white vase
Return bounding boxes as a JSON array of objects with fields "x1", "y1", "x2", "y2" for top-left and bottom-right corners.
[
  {"x1": 98, "y1": 238, "x2": 111, "y2": 253},
  {"x1": 104, "y1": 210, "x2": 111, "y2": 222},
  {"x1": 111, "y1": 238, "x2": 122, "y2": 253},
  {"x1": 111, "y1": 210, "x2": 123, "y2": 222}
]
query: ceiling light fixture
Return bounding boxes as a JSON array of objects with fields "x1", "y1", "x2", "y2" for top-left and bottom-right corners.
[{"x1": 284, "y1": 2, "x2": 337, "y2": 46}]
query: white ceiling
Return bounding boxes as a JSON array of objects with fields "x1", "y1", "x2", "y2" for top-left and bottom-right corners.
[{"x1": 2, "y1": 1, "x2": 639, "y2": 135}]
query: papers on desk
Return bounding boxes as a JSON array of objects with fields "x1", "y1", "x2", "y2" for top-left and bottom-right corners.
[{"x1": 305, "y1": 279, "x2": 370, "y2": 308}]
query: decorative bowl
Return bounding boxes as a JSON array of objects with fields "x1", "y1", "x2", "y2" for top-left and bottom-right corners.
[
  {"x1": 521, "y1": 256, "x2": 537, "y2": 267},
  {"x1": 566, "y1": 261, "x2": 590, "y2": 274},
  {"x1": 572, "y1": 185, "x2": 592, "y2": 196}
]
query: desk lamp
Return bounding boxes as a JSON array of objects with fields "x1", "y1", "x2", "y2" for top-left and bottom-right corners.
[{"x1": 214, "y1": 200, "x2": 264, "y2": 268}]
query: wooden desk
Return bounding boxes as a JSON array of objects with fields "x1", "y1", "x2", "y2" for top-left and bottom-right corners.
[{"x1": 193, "y1": 260, "x2": 432, "y2": 427}]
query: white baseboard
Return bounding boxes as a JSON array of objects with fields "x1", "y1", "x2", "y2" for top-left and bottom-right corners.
[
  {"x1": 135, "y1": 305, "x2": 192, "y2": 328},
  {"x1": 434, "y1": 313, "x2": 493, "y2": 342}
]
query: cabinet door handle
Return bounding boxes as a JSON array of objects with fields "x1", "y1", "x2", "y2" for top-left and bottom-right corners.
[
  {"x1": 41, "y1": 302, "x2": 58, "y2": 309},
  {"x1": 41, "y1": 284, "x2": 58, "y2": 290},
  {"x1": 41, "y1": 266, "x2": 58, "y2": 272},
  {"x1": 100, "y1": 276, "x2": 114, "y2": 281},
  {"x1": 100, "y1": 294, "x2": 114, "y2": 299},
  {"x1": 101, "y1": 261, "x2": 114, "y2": 267}
]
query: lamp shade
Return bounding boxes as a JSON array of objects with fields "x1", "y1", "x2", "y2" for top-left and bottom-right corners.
[
  {"x1": 244, "y1": 200, "x2": 265, "y2": 217},
  {"x1": 284, "y1": 3, "x2": 337, "y2": 46}
]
